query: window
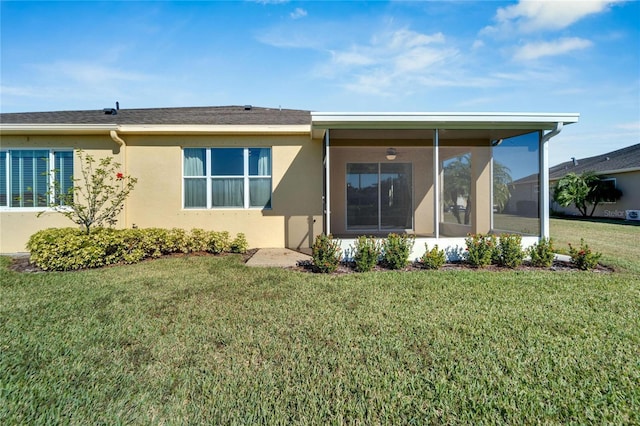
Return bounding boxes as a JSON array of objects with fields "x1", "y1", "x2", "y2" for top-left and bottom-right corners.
[
  {"x1": 0, "y1": 149, "x2": 73, "y2": 208},
  {"x1": 600, "y1": 178, "x2": 617, "y2": 204},
  {"x1": 183, "y1": 147, "x2": 271, "y2": 209}
]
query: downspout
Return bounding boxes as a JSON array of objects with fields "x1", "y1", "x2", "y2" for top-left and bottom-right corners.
[
  {"x1": 540, "y1": 122, "x2": 563, "y2": 239},
  {"x1": 110, "y1": 130, "x2": 129, "y2": 228},
  {"x1": 433, "y1": 129, "x2": 439, "y2": 239},
  {"x1": 324, "y1": 129, "x2": 331, "y2": 235}
]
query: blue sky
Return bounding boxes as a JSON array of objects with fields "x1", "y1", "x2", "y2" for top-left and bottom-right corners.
[{"x1": 1, "y1": 0, "x2": 638, "y2": 166}]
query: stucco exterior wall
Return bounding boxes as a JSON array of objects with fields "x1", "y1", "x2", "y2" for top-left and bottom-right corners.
[
  {"x1": 0, "y1": 133, "x2": 324, "y2": 253},
  {"x1": 123, "y1": 133, "x2": 323, "y2": 249},
  {"x1": 0, "y1": 134, "x2": 122, "y2": 253}
]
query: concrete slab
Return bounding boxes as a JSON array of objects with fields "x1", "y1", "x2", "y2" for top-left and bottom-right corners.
[{"x1": 246, "y1": 248, "x2": 311, "y2": 268}]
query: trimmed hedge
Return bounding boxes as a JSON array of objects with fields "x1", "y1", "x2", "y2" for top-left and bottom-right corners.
[{"x1": 27, "y1": 227, "x2": 246, "y2": 271}]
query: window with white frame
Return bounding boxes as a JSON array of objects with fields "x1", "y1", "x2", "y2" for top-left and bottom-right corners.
[
  {"x1": 0, "y1": 149, "x2": 73, "y2": 208},
  {"x1": 183, "y1": 147, "x2": 271, "y2": 209}
]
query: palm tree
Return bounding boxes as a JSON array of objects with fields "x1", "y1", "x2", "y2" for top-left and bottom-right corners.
[
  {"x1": 443, "y1": 154, "x2": 513, "y2": 224},
  {"x1": 493, "y1": 160, "x2": 513, "y2": 214},
  {"x1": 553, "y1": 171, "x2": 622, "y2": 217}
]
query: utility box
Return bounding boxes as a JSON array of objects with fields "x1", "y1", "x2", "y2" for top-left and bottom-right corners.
[{"x1": 625, "y1": 210, "x2": 640, "y2": 221}]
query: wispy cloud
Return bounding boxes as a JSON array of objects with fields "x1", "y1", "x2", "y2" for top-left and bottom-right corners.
[
  {"x1": 38, "y1": 61, "x2": 151, "y2": 84},
  {"x1": 514, "y1": 37, "x2": 593, "y2": 61},
  {"x1": 290, "y1": 7, "x2": 307, "y2": 20},
  {"x1": 248, "y1": 0, "x2": 289, "y2": 4},
  {"x1": 483, "y1": 0, "x2": 623, "y2": 34},
  {"x1": 616, "y1": 121, "x2": 640, "y2": 131},
  {"x1": 315, "y1": 29, "x2": 464, "y2": 95}
]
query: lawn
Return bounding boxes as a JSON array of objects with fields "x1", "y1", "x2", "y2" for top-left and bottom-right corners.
[{"x1": 1, "y1": 221, "x2": 639, "y2": 424}]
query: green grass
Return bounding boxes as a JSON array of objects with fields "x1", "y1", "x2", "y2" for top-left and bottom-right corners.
[
  {"x1": 1, "y1": 243, "x2": 639, "y2": 424},
  {"x1": 550, "y1": 217, "x2": 640, "y2": 273}
]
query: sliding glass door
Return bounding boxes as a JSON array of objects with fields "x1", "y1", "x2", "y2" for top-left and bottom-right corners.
[{"x1": 346, "y1": 163, "x2": 412, "y2": 231}]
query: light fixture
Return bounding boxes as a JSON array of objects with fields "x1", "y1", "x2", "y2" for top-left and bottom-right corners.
[{"x1": 386, "y1": 147, "x2": 397, "y2": 160}]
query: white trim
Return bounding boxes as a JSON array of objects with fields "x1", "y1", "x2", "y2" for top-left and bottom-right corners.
[
  {"x1": 119, "y1": 124, "x2": 310, "y2": 135},
  {"x1": 182, "y1": 147, "x2": 272, "y2": 210},
  {"x1": 324, "y1": 130, "x2": 331, "y2": 235},
  {"x1": 0, "y1": 124, "x2": 117, "y2": 135},
  {"x1": 0, "y1": 124, "x2": 310, "y2": 136},
  {"x1": 433, "y1": 129, "x2": 440, "y2": 239},
  {"x1": 0, "y1": 148, "x2": 74, "y2": 209},
  {"x1": 311, "y1": 112, "x2": 579, "y2": 131}
]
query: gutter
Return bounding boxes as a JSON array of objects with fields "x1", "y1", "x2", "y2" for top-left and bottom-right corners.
[
  {"x1": 109, "y1": 130, "x2": 129, "y2": 228},
  {"x1": 542, "y1": 121, "x2": 563, "y2": 143}
]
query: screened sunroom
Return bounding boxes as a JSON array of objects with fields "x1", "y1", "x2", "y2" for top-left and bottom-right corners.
[{"x1": 311, "y1": 112, "x2": 579, "y2": 259}]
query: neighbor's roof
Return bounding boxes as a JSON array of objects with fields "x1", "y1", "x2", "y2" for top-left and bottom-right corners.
[
  {"x1": 549, "y1": 143, "x2": 640, "y2": 179},
  {"x1": 0, "y1": 105, "x2": 311, "y2": 126}
]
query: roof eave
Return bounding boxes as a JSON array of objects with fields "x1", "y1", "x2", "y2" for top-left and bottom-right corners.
[
  {"x1": 117, "y1": 124, "x2": 311, "y2": 135},
  {"x1": 310, "y1": 112, "x2": 580, "y2": 131},
  {"x1": 0, "y1": 123, "x2": 312, "y2": 136},
  {"x1": 0, "y1": 123, "x2": 118, "y2": 135}
]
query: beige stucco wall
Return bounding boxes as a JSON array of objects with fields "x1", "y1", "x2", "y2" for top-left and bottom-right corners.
[
  {"x1": 122, "y1": 133, "x2": 323, "y2": 249},
  {"x1": 1, "y1": 132, "x2": 323, "y2": 253},
  {"x1": 329, "y1": 145, "x2": 435, "y2": 236},
  {"x1": 0, "y1": 134, "x2": 123, "y2": 253}
]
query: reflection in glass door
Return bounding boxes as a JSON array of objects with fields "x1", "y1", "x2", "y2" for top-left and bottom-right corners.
[{"x1": 346, "y1": 163, "x2": 412, "y2": 231}]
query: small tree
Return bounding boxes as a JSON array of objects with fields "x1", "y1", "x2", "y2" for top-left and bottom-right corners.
[
  {"x1": 44, "y1": 150, "x2": 137, "y2": 234},
  {"x1": 553, "y1": 171, "x2": 622, "y2": 217}
]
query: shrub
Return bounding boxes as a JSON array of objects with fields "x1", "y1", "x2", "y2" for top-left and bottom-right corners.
[
  {"x1": 497, "y1": 234, "x2": 524, "y2": 268},
  {"x1": 190, "y1": 228, "x2": 212, "y2": 252},
  {"x1": 27, "y1": 227, "x2": 245, "y2": 271},
  {"x1": 230, "y1": 233, "x2": 249, "y2": 254},
  {"x1": 207, "y1": 231, "x2": 231, "y2": 254},
  {"x1": 312, "y1": 234, "x2": 342, "y2": 273},
  {"x1": 528, "y1": 237, "x2": 555, "y2": 267},
  {"x1": 352, "y1": 236, "x2": 381, "y2": 272},
  {"x1": 166, "y1": 228, "x2": 191, "y2": 253},
  {"x1": 464, "y1": 234, "x2": 497, "y2": 268},
  {"x1": 382, "y1": 233, "x2": 415, "y2": 270},
  {"x1": 568, "y1": 239, "x2": 601, "y2": 270},
  {"x1": 420, "y1": 244, "x2": 446, "y2": 270}
]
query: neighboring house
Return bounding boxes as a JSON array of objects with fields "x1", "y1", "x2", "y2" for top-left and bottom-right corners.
[
  {"x1": 0, "y1": 106, "x2": 579, "y2": 257},
  {"x1": 550, "y1": 143, "x2": 640, "y2": 219},
  {"x1": 511, "y1": 143, "x2": 640, "y2": 220}
]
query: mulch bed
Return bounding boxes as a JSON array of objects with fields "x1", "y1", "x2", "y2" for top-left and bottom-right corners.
[
  {"x1": 7, "y1": 249, "x2": 260, "y2": 273},
  {"x1": 293, "y1": 259, "x2": 614, "y2": 274},
  {"x1": 7, "y1": 249, "x2": 613, "y2": 274}
]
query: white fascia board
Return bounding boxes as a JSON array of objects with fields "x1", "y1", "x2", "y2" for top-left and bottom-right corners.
[
  {"x1": 0, "y1": 123, "x2": 118, "y2": 135},
  {"x1": 311, "y1": 112, "x2": 580, "y2": 130},
  {"x1": 117, "y1": 124, "x2": 311, "y2": 135}
]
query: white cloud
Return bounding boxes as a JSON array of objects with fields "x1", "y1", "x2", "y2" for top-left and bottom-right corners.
[
  {"x1": 290, "y1": 7, "x2": 307, "y2": 19},
  {"x1": 616, "y1": 121, "x2": 640, "y2": 131},
  {"x1": 315, "y1": 28, "x2": 463, "y2": 95},
  {"x1": 472, "y1": 39, "x2": 485, "y2": 50},
  {"x1": 484, "y1": 0, "x2": 622, "y2": 34},
  {"x1": 514, "y1": 37, "x2": 593, "y2": 61},
  {"x1": 38, "y1": 61, "x2": 151, "y2": 85}
]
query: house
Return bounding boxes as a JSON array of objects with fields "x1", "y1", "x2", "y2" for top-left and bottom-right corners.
[
  {"x1": 511, "y1": 143, "x2": 640, "y2": 220},
  {"x1": 0, "y1": 106, "x2": 579, "y2": 257}
]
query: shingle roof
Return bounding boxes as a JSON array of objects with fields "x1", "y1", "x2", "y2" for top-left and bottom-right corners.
[
  {"x1": 549, "y1": 143, "x2": 640, "y2": 179},
  {"x1": 0, "y1": 105, "x2": 311, "y2": 125}
]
